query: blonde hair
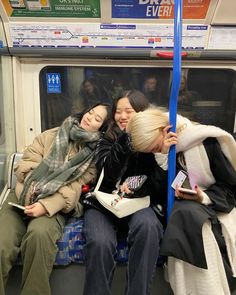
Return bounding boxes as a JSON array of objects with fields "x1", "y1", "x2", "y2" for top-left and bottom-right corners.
[{"x1": 127, "y1": 108, "x2": 169, "y2": 152}]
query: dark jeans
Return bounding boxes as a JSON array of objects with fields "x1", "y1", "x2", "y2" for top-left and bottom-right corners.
[{"x1": 83, "y1": 207, "x2": 163, "y2": 295}]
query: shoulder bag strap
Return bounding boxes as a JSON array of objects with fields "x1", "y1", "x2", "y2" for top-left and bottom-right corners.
[{"x1": 94, "y1": 168, "x2": 104, "y2": 192}]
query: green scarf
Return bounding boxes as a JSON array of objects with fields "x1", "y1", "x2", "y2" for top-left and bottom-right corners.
[{"x1": 19, "y1": 116, "x2": 100, "y2": 205}]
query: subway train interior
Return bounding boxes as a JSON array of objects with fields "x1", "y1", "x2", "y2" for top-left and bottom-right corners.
[{"x1": 0, "y1": 0, "x2": 236, "y2": 294}]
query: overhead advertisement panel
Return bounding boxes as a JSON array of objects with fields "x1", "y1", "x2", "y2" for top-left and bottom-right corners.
[
  {"x1": 112, "y1": 0, "x2": 211, "y2": 19},
  {"x1": 2, "y1": 0, "x2": 100, "y2": 17}
]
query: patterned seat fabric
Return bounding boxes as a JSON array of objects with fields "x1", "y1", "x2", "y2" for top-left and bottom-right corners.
[{"x1": 55, "y1": 217, "x2": 129, "y2": 265}]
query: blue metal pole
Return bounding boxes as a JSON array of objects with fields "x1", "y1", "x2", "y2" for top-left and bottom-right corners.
[{"x1": 167, "y1": 0, "x2": 183, "y2": 220}]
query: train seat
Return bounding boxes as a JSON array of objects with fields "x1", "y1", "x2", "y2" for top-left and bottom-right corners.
[
  {"x1": 0, "y1": 153, "x2": 129, "y2": 266},
  {"x1": 55, "y1": 217, "x2": 129, "y2": 265}
]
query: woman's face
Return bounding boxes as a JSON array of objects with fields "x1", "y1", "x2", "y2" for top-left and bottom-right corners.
[
  {"x1": 114, "y1": 97, "x2": 136, "y2": 130},
  {"x1": 84, "y1": 81, "x2": 94, "y2": 94},
  {"x1": 80, "y1": 105, "x2": 107, "y2": 132}
]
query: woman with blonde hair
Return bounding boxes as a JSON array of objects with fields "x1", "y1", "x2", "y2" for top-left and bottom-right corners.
[
  {"x1": 127, "y1": 107, "x2": 236, "y2": 295},
  {"x1": 127, "y1": 108, "x2": 177, "y2": 154}
]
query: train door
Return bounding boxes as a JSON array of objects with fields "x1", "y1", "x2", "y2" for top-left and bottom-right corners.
[{"x1": 0, "y1": 17, "x2": 16, "y2": 193}]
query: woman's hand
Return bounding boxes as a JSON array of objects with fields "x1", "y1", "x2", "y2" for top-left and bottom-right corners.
[
  {"x1": 175, "y1": 185, "x2": 203, "y2": 203},
  {"x1": 119, "y1": 182, "x2": 132, "y2": 195},
  {"x1": 24, "y1": 202, "x2": 47, "y2": 217},
  {"x1": 161, "y1": 125, "x2": 178, "y2": 154}
]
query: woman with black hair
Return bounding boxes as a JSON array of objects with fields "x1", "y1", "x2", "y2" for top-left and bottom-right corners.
[
  {"x1": 0, "y1": 103, "x2": 109, "y2": 295},
  {"x1": 83, "y1": 90, "x2": 167, "y2": 295}
]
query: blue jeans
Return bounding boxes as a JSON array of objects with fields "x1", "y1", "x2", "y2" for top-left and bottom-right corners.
[{"x1": 83, "y1": 207, "x2": 163, "y2": 295}]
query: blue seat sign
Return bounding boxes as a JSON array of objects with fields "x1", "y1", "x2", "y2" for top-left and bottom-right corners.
[{"x1": 47, "y1": 73, "x2": 61, "y2": 94}]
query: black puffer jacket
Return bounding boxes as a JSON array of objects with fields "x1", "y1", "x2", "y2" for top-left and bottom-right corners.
[{"x1": 95, "y1": 131, "x2": 168, "y2": 209}]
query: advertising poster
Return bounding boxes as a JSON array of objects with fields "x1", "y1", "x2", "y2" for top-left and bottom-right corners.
[
  {"x1": 112, "y1": 0, "x2": 211, "y2": 19},
  {"x1": 2, "y1": 0, "x2": 100, "y2": 17}
]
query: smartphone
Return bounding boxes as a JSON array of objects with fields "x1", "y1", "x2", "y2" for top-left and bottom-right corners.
[
  {"x1": 171, "y1": 170, "x2": 187, "y2": 189},
  {"x1": 125, "y1": 175, "x2": 147, "y2": 191},
  {"x1": 178, "y1": 187, "x2": 197, "y2": 195},
  {"x1": 8, "y1": 202, "x2": 26, "y2": 210}
]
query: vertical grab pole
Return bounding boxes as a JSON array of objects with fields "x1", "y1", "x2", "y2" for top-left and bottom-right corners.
[{"x1": 167, "y1": 0, "x2": 183, "y2": 220}]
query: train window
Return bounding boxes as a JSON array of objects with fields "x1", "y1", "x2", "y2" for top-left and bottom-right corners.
[
  {"x1": 39, "y1": 66, "x2": 236, "y2": 133},
  {"x1": 177, "y1": 68, "x2": 236, "y2": 132},
  {"x1": 39, "y1": 66, "x2": 171, "y2": 130}
]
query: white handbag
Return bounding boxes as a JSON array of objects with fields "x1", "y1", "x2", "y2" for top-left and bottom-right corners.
[{"x1": 93, "y1": 169, "x2": 150, "y2": 218}]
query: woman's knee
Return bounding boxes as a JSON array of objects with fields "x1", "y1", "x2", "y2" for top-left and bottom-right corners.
[
  {"x1": 129, "y1": 209, "x2": 163, "y2": 240},
  {"x1": 84, "y1": 209, "x2": 117, "y2": 251},
  {"x1": 86, "y1": 226, "x2": 117, "y2": 254},
  {"x1": 24, "y1": 216, "x2": 60, "y2": 247},
  {"x1": 0, "y1": 237, "x2": 21, "y2": 272},
  {"x1": 171, "y1": 200, "x2": 205, "y2": 221}
]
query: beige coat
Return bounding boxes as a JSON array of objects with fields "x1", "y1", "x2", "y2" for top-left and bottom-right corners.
[{"x1": 14, "y1": 127, "x2": 96, "y2": 217}]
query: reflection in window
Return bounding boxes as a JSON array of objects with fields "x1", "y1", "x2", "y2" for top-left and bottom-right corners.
[
  {"x1": 39, "y1": 66, "x2": 236, "y2": 133},
  {"x1": 178, "y1": 69, "x2": 236, "y2": 131}
]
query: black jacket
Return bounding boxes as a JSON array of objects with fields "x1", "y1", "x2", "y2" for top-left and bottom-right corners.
[
  {"x1": 95, "y1": 132, "x2": 168, "y2": 210},
  {"x1": 160, "y1": 138, "x2": 236, "y2": 268}
]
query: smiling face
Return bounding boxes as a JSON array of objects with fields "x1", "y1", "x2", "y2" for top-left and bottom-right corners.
[
  {"x1": 80, "y1": 105, "x2": 108, "y2": 132},
  {"x1": 114, "y1": 97, "x2": 136, "y2": 130}
]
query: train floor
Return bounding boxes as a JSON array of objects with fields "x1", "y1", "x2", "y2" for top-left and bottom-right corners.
[{"x1": 6, "y1": 264, "x2": 174, "y2": 295}]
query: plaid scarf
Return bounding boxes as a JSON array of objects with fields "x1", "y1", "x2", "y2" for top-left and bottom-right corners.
[{"x1": 19, "y1": 116, "x2": 100, "y2": 205}]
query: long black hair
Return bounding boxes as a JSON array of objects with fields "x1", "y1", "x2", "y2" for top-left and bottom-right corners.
[
  {"x1": 73, "y1": 102, "x2": 111, "y2": 132},
  {"x1": 106, "y1": 89, "x2": 149, "y2": 140}
]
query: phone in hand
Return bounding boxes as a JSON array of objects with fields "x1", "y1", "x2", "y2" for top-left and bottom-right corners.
[
  {"x1": 8, "y1": 202, "x2": 26, "y2": 210},
  {"x1": 125, "y1": 175, "x2": 147, "y2": 191},
  {"x1": 172, "y1": 170, "x2": 197, "y2": 195},
  {"x1": 178, "y1": 187, "x2": 197, "y2": 195}
]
